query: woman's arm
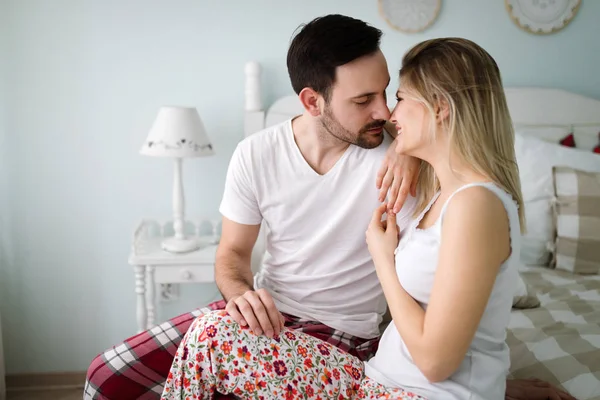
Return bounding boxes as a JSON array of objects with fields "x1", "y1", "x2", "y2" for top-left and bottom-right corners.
[{"x1": 375, "y1": 186, "x2": 511, "y2": 383}]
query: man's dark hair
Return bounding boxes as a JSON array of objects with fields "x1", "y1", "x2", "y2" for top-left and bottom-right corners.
[{"x1": 286, "y1": 14, "x2": 383, "y2": 101}]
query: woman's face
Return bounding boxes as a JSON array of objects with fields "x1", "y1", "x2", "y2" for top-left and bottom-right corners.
[{"x1": 389, "y1": 88, "x2": 433, "y2": 158}]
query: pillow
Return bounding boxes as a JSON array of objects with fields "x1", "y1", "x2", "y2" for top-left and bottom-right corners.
[
  {"x1": 513, "y1": 123, "x2": 600, "y2": 152},
  {"x1": 572, "y1": 124, "x2": 600, "y2": 151},
  {"x1": 551, "y1": 166, "x2": 600, "y2": 274},
  {"x1": 520, "y1": 198, "x2": 553, "y2": 265},
  {"x1": 514, "y1": 133, "x2": 600, "y2": 266},
  {"x1": 559, "y1": 132, "x2": 576, "y2": 148},
  {"x1": 513, "y1": 124, "x2": 572, "y2": 144}
]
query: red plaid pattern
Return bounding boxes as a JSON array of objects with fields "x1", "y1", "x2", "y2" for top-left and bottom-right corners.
[{"x1": 84, "y1": 300, "x2": 380, "y2": 399}]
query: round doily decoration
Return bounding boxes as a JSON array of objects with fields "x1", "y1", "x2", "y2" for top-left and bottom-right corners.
[
  {"x1": 505, "y1": 0, "x2": 581, "y2": 34},
  {"x1": 378, "y1": 0, "x2": 442, "y2": 33}
]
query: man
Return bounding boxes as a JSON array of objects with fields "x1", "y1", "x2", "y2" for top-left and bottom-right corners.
[{"x1": 85, "y1": 14, "x2": 573, "y2": 400}]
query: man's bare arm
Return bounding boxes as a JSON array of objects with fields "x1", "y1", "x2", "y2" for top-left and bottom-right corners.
[
  {"x1": 215, "y1": 216, "x2": 259, "y2": 301},
  {"x1": 215, "y1": 216, "x2": 284, "y2": 337}
]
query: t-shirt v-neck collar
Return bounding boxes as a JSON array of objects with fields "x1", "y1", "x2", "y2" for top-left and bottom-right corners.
[{"x1": 286, "y1": 118, "x2": 356, "y2": 178}]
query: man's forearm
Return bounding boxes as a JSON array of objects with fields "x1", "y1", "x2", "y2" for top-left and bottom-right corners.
[{"x1": 215, "y1": 247, "x2": 255, "y2": 302}]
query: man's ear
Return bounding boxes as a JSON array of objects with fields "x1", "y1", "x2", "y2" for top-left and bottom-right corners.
[{"x1": 299, "y1": 88, "x2": 323, "y2": 117}]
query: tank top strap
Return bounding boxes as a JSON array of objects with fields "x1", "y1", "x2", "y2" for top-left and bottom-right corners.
[{"x1": 438, "y1": 182, "x2": 519, "y2": 236}]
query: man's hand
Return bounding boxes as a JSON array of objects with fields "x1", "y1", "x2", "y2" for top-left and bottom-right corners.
[
  {"x1": 376, "y1": 140, "x2": 420, "y2": 214},
  {"x1": 505, "y1": 378, "x2": 576, "y2": 400},
  {"x1": 225, "y1": 288, "x2": 285, "y2": 338}
]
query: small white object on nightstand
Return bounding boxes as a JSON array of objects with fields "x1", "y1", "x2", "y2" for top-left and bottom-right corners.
[{"x1": 129, "y1": 219, "x2": 219, "y2": 333}]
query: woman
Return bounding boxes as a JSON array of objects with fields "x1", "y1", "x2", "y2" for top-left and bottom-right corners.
[
  {"x1": 160, "y1": 38, "x2": 523, "y2": 400},
  {"x1": 362, "y1": 37, "x2": 523, "y2": 399}
]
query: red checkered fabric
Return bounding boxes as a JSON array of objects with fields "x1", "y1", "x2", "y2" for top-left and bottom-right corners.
[{"x1": 84, "y1": 300, "x2": 380, "y2": 399}]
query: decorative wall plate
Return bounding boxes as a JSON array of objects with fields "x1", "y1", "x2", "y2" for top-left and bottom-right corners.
[
  {"x1": 378, "y1": 0, "x2": 441, "y2": 33},
  {"x1": 505, "y1": 0, "x2": 581, "y2": 34}
]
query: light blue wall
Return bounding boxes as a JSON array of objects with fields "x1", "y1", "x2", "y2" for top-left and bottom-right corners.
[
  {"x1": 1, "y1": 0, "x2": 598, "y2": 374},
  {"x1": 0, "y1": 0, "x2": 14, "y2": 367}
]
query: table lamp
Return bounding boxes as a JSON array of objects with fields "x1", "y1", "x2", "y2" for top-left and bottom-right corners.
[{"x1": 140, "y1": 106, "x2": 214, "y2": 253}]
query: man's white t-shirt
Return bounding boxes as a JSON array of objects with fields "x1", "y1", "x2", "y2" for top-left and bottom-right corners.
[{"x1": 219, "y1": 118, "x2": 414, "y2": 339}]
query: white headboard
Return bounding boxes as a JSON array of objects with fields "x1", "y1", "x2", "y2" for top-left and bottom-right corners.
[
  {"x1": 243, "y1": 61, "x2": 600, "y2": 145},
  {"x1": 504, "y1": 87, "x2": 600, "y2": 126}
]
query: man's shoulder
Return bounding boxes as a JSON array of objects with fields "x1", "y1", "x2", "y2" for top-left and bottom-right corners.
[{"x1": 238, "y1": 119, "x2": 292, "y2": 153}]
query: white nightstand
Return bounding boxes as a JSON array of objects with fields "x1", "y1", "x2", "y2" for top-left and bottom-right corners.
[{"x1": 128, "y1": 219, "x2": 219, "y2": 333}]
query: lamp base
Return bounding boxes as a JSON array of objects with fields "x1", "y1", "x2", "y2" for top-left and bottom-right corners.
[{"x1": 161, "y1": 236, "x2": 201, "y2": 253}]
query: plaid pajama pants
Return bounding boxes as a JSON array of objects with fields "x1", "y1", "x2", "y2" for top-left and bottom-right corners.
[{"x1": 84, "y1": 300, "x2": 381, "y2": 400}]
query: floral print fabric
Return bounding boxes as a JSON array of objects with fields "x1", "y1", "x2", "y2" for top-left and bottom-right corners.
[{"x1": 161, "y1": 310, "x2": 425, "y2": 400}]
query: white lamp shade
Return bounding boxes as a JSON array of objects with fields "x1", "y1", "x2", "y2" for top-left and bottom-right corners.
[{"x1": 140, "y1": 106, "x2": 214, "y2": 158}]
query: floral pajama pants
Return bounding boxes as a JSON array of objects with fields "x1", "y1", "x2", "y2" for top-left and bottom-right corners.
[{"x1": 161, "y1": 310, "x2": 426, "y2": 400}]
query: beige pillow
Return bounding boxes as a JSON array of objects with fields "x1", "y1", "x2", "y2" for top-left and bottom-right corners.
[{"x1": 551, "y1": 166, "x2": 600, "y2": 274}]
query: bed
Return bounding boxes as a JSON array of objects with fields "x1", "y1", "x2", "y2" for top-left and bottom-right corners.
[{"x1": 242, "y1": 61, "x2": 600, "y2": 400}]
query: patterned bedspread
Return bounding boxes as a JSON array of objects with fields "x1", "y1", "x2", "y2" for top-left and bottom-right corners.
[{"x1": 508, "y1": 266, "x2": 600, "y2": 400}]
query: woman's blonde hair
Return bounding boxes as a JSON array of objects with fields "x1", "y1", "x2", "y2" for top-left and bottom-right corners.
[{"x1": 400, "y1": 38, "x2": 526, "y2": 232}]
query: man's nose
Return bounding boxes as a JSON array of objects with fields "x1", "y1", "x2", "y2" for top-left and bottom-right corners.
[{"x1": 373, "y1": 98, "x2": 391, "y2": 121}]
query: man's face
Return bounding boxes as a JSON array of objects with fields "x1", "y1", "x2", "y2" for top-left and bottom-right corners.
[{"x1": 319, "y1": 50, "x2": 391, "y2": 149}]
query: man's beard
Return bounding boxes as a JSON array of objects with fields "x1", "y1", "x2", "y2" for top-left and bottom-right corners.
[{"x1": 320, "y1": 105, "x2": 386, "y2": 149}]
